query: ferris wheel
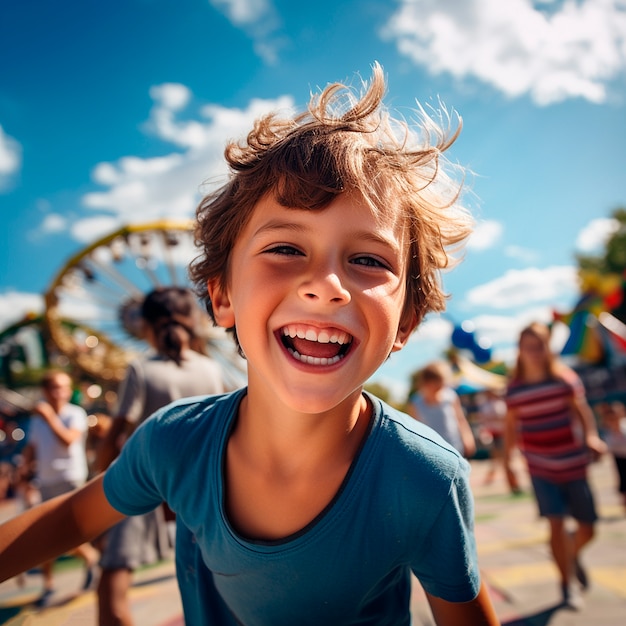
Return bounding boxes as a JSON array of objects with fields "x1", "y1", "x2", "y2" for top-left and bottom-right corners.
[{"x1": 43, "y1": 219, "x2": 246, "y2": 389}]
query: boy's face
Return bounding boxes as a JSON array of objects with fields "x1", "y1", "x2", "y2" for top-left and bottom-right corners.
[{"x1": 208, "y1": 192, "x2": 415, "y2": 414}]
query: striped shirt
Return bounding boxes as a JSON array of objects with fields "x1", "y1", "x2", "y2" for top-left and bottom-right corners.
[{"x1": 506, "y1": 377, "x2": 589, "y2": 483}]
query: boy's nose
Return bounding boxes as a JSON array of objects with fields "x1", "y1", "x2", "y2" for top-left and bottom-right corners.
[{"x1": 297, "y1": 271, "x2": 351, "y2": 305}]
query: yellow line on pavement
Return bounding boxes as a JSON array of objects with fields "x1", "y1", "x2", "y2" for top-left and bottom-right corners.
[
  {"x1": 2, "y1": 580, "x2": 172, "y2": 625},
  {"x1": 591, "y1": 567, "x2": 626, "y2": 597},
  {"x1": 477, "y1": 532, "x2": 549, "y2": 555},
  {"x1": 483, "y1": 561, "x2": 557, "y2": 588}
]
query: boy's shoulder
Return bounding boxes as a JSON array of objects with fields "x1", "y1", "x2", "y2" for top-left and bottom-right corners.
[
  {"x1": 365, "y1": 394, "x2": 470, "y2": 517},
  {"x1": 150, "y1": 388, "x2": 245, "y2": 429},
  {"x1": 367, "y1": 392, "x2": 464, "y2": 467}
]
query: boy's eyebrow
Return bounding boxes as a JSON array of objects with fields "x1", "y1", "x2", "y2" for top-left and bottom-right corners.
[
  {"x1": 253, "y1": 219, "x2": 305, "y2": 236},
  {"x1": 254, "y1": 219, "x2": 402, "y2": 254}
]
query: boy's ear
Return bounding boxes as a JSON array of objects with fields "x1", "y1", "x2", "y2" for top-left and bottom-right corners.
[
  {"x1": 391, "y1": 312, "x2": 418, "y2": 353},
  {"x1": 207, "y1": 278, "x2": 236, "y2": 329}
]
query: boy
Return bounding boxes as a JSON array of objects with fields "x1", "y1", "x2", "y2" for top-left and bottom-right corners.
[{"x1": 0, "y1": 63, "x2": 499, "y2": 625}]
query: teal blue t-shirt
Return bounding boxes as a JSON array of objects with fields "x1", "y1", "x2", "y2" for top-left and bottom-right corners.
[{"x1": 103, "y1": 389, "x2": 480, "y2": 625}]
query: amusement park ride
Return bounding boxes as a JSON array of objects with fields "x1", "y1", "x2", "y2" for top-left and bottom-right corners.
[{"x1": 0, "y1": 219, "x2": 246, "y2": 415}]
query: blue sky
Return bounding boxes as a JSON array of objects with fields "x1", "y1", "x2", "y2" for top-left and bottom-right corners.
[{"x1": 1, "y1": 0, "x2": 625, "y2": 400}]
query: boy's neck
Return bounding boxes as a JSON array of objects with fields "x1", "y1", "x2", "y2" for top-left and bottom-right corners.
[
  {"x1": 233, "y1": 387, "x2": 371, "y2": 475},
  {"x1": 224, "y1": 388, "x2": 373, "y2": 541}
]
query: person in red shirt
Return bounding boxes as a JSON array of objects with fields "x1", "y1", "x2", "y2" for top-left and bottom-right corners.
[{"x1": 504, "y1": 322, "x2": 606, "y2": 610}]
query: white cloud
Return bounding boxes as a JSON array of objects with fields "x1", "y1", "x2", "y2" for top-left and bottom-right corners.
[
  {"x1": 407, "y1": 314, "x2": 454, "y2": 345},
  {"x1": 208, "y1": 0, "x2": 282, "y2": 63},
  {"x1": 468, "y1": 304, "x2": 572, "y2": 364},
  {"x1": 150, "y1": 83, "x2": 191, "y2": 111},
  {"x1": 504, "y1": 244, "x2": 540, "y2": 264},
  {"x1": 575, "y1": 217, "x2": 620, "y2": 252},
  {"x1": 0, "y1": 291, "x2": 44, "y2": 330},
  {"x1": 0, "y1": 125, "x2": 22, "y2": 192},
  {"x1": 465, "y1": 265, "x2": 579, "y2": 309},
  {"x1": 40, "y1": 213, "x2": 68, "y2": 234},
  {"x1": 78, "y1": 87, "x2": 294, "y2": 233},
  {"x1": 27, "y1": 211, "x2": 69, "y2": 240},
  {"x1": 70, "y1": 216, "x2": 124, "y2": 244},
  {"x1": 466, "y1": 219, "x2": 502, "y2": 250},
  {"x1": 382, "y1": 0, "x2": 626, "y2": 105},
  {"x1": 209, "y1": 0, "x2": 270, "y2": 25}
]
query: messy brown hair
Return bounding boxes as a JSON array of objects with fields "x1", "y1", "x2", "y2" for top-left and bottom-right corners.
[{"x1": 189, "y1": 62, "x2": 473, "y2": 349}]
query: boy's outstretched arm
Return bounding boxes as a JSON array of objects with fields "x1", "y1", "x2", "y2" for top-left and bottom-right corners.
[
  {"x1": 0, "y1": 474, "x2": 125, "y2": 583},
  {"x1": 426, "y1": 581, "x2": 500, "y2": 625}
]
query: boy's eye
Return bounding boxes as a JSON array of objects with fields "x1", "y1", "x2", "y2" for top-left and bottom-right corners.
[
  {"x1": 351, "y1": 255, "x2": 389, "y2": 269},
  {"x1": 265, "y1": 244, "x2": 303, "y2": 256}
]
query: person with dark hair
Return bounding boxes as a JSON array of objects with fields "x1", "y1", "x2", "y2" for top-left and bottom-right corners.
[{"x1": 95, "y1": 287, "x2": 224, "y2": 626}]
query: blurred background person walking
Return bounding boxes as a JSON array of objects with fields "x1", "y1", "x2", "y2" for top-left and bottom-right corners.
[
  {"x1": 476, "y1": 389, "x2": 515, "y2": 490},
  {"x1": 23, "y1": 369, "x2": 99, "y2": 607},
  {"x1": 408, "y1": 360, "x2": 476, "y2": 459},
  {"x1": 504, "y1": 322, "x2": 606, "y2": 610},
  {"x1": 96, "y1": 287, "x2": 225, "y2": 626}
]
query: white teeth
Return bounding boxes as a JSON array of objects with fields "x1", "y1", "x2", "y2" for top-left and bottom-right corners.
[
  {"x1": 289, "y1": 349, "x2": 342, "y2": 366},
  {"x1": 282, "y1": 325, "x2": 350, "y2": 345},
  {"x1": 281, "y1": 325, "x2": 351, "y2": 366},
  {"x1": 317, "y1": 331, "x2": 330, "y2": 343}
]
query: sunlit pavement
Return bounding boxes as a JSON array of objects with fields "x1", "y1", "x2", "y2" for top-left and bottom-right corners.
[{"x1": 1, "y1": 453, "x2": 625, "y2": 625}]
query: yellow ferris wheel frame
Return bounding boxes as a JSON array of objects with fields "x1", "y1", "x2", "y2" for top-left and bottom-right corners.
[{"x1": 43, "y1": 219, "x2": 197, "y2": 383}]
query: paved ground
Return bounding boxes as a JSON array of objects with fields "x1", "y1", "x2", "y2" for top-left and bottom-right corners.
[{"x1": 1, "y1": 453, "x2": 624, "y2": 625}]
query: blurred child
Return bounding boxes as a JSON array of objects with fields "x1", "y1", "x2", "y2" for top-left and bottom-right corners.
[
  {"x1": 408, "y1": 361, "x2": 476, "y2": 458},
  {"x1": 476, "y1": 389, "x2": 514, "y2": 489}
]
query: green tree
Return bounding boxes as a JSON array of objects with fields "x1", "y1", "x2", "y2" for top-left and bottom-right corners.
[{"x1": 576, "y1": 207, "x2": 626, "y2": 323}]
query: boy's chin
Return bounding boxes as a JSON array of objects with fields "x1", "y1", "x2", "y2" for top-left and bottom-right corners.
[{"x1": 276, "y1": 384, "x2": 365, "y2": 416}]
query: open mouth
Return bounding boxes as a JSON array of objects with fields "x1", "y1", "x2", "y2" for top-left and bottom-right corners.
[{"x1": 279, "y1": 324, "x2": 353, "y2": 366}]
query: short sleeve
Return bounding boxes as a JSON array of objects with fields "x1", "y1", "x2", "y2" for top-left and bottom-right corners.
[
  {"x1": 103, "y1": 415, "x2": 164, "y2": 516},
  {"x1": 410, "y1": 458, "x2": 480, "y2": 602},
  {"x1": 66, "y1": 404, "x2": 88, "y2": 432}
]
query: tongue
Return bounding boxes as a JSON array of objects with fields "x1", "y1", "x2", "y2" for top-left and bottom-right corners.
[{"x1": 291, "y1": 337, "x2": 343, "y2": 359}]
